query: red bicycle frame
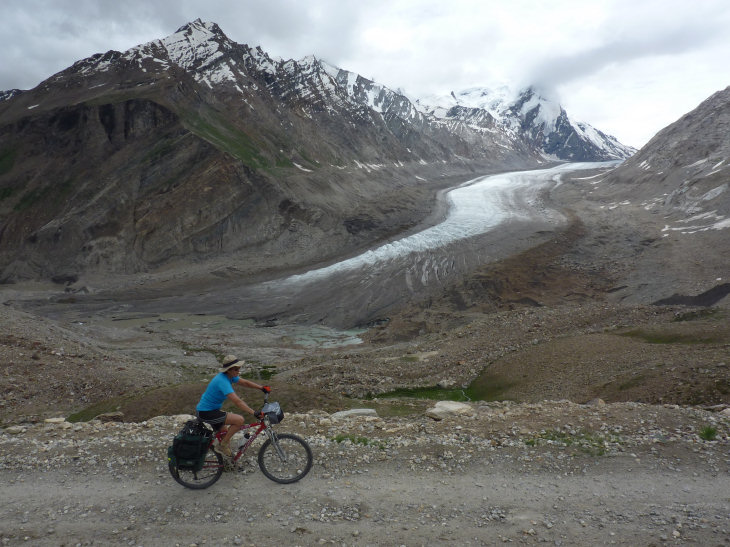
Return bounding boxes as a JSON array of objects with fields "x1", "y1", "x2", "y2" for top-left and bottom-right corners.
[{"x1": 213, "y1": 419, "x2": 267, "y2": 463}]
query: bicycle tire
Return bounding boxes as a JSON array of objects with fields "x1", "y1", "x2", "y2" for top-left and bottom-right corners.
[
  {"x1": 169, "y1": 445, "x2": 224, "y2": 489},
  {"x1": 257, "y1": 433, "x2": 313, "y2": 484}
]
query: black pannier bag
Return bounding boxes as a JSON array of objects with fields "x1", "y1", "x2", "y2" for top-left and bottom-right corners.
[{"x1": 168, "y1": 419, "x2": 213, "y2": 471}]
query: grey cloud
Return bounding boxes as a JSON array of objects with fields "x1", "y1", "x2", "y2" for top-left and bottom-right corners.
[{"x1": 527, "y1": 6, "x2": 730, "y2": 93}]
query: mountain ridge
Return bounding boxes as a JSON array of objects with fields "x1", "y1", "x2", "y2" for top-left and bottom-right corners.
[
  {"x1": 1, "y1": 19, "x2": 631, "y2": 163},
  {"x1": 1, "y1": 19, "x2": 631, "y2": 283}
]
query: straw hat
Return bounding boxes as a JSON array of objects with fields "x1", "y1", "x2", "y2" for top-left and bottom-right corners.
[{"x1": 220, "y1": 354, "x2": 243, "y2": 372}]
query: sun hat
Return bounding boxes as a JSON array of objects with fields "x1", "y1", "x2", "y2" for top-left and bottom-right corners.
[{"x1": 220, "y1": 354, "x2": 243, "y2": 372}]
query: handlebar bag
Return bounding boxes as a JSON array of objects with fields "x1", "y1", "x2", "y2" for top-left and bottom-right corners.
[{"x1": 262, "y1": 401, "x2": 284, "y2": 424}]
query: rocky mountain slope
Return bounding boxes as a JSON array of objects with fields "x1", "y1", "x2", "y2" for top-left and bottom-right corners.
[
  {"x1": 602, "y1": 86, "x2": 730, "y2": 219},
  {"x1": 0, "y1": 20, "x2": 631, "y2": 284},
  {"x1": 579, "y1": 85, "x2": 730, "y2": 306}
]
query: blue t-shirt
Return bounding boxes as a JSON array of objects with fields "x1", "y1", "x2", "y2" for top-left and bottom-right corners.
[{"x1": 196, "y1": 373, "x2": 239, "y2": 411}]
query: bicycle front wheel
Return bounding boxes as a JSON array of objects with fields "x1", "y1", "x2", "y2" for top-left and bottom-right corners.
[
  {"x1": 257, "y1": 433, "x2": 313, "y2": 484},
  {"x1": 169, "y1": 445, "x2": 224, "y2": 489}
]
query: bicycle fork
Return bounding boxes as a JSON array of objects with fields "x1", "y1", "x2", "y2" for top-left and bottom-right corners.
[{"x1": 266, "y1": 428, "x2": 288, "y2": 461}]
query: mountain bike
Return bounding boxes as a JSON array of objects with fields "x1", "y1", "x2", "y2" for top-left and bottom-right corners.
[{"x1": 168, "y1": 394, "x2": 313, "y2": 489}]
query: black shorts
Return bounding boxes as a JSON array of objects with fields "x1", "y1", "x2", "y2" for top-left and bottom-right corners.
[{"x1": 196, "y1": 409, "x2": 227, "y2": 431}]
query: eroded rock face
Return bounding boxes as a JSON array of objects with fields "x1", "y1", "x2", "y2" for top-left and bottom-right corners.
[{"x1": 0, "y1": 98, "x2": 293, "y2": 280}]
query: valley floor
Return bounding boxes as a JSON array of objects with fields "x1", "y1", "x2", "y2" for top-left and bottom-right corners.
[{"x1": 1, "y1": 165, "x2": 729, "y2": 545}]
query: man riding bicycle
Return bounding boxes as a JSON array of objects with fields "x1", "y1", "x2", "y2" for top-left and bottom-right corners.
[{"x1": 196, "y1": 355, "x2": 270, "y2": 458}]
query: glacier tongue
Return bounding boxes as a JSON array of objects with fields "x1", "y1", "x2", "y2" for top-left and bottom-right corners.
[{"x1": 270, "y1": 162, "x2": 609, "y2": 288}]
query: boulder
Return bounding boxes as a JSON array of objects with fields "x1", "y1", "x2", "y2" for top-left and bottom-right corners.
[
  {"x1": 426, "y1": 401, "x2": 474, "y2": 421},
  {"x1": 331, "y1": 409, "x2": 378, "y2": 420}
]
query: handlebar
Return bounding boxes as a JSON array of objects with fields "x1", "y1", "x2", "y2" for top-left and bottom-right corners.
[{"x1": 254, "y1": 391, "x2": 270, "y2": 420}]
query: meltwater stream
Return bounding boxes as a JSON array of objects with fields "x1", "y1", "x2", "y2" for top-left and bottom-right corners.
[{"x1": 217, "y1": 162, "x2": 611, "y2": 326}]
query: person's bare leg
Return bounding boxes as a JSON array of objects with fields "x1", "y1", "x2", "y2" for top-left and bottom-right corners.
[{"x1": 220, "y1": 413, "x2": 245, "y2": 451}]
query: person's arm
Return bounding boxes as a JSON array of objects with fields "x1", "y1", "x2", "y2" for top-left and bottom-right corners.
[
  {"x1": 226, "y1": 392, "x2": 256, "y2": 416},
  {"x1": 236, "y1": 378, "x2": 267, "y2": 391}
]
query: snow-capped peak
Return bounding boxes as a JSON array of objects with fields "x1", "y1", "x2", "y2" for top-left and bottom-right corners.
[
  {"x1": 158, "y1": 19, "x2": 228, "y2": 70},
  {"x1": 414, "y1": 85, "x2": 633, "y2": 160},
  {"x1": 418, "y1": 85, "x2": 560, "y2": 129},
  {"x1": 416, "y1": 85, "x2": 519, "y2": 118}
]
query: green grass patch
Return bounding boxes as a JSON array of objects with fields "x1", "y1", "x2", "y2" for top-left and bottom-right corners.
[
  {"x1": 142, "y1": 135, "x2": 182, "y2": 164},
  {"x1": 466, "y1": 373, "x2": 517, "y2": 401},
  {"x1": 332, "y1": 434, "x2": 387, "y2": 449},
  {"x1": 67, "y1": 399, "x2": 122, "y2": 423},
  {"x1": 524, "y1": 429, "x2": 622, "y2": 456},
  {"x1": 296, "y1": 149, "x2": 319, "y2": 169},
  {"x1": 183, "y1": 110, "x2": 267, "y2": 168},
  {"x1": 251, "y1": 365, "x2": 277, "y2": 380},
  {"x1": 699, "y1": 426, "x2": 718, "y2": 441},
  {"x1": 0, "y1": 187, "x2": 15, "y2": 201},
  {"x1": 67, "y1": 382, "x2": 208, "y2": 423},
  {"x1": 620, "y1": 329, "x2": 722, "y2": 345},
  {"x1": 275, "y1": 156, "x2": 294, "y2": 168},
  {"x1": 372, "y1": 374, "x2": 516, "y2": 403},
  {"x1": 672, "y1": 308, "x2": 722, "y2": 322},
  {"x1": 368, "y1": 402, "x2": 424, "y2": 417}
]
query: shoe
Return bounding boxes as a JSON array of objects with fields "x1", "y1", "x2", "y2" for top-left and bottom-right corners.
[{"x1": 214, "y1": 441, "x2": 232, "y2": 458}]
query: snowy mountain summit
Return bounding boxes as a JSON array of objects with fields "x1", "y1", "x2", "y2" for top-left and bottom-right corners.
[{"x1": 416, "y1": 86, "x2": 635, "y2": 161}]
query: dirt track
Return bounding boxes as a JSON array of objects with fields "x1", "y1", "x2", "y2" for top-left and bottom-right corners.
[{"x1": 1, "y1": 404, "x2": 729, "y2": 546}]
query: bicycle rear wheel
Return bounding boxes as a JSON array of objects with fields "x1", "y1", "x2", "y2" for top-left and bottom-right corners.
[
  {"x1": 169, "y1": 445, "x2": 224, "y2": 489},
  {"x1": 257, "y1": 433, "x2": 313, "y2": 484}
]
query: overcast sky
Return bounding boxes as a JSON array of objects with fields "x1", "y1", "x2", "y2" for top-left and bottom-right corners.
[{"x1": 2, "y1": 0, "x2": 729, "y2": 148}]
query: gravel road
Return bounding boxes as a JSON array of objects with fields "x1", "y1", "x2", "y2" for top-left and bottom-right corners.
[{"x1": 2, "y1": 403, "x2": 729, "y2": 546}]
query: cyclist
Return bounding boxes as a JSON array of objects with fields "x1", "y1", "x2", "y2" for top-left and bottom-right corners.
[{"x1": 196, "y1": 355, "x2": 270, "y2": 458}]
